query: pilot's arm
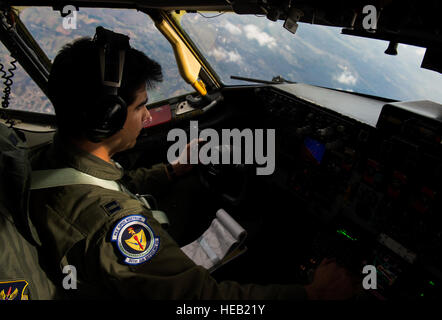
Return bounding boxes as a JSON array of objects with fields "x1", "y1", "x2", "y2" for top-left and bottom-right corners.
[
  {"x1": 119, "y1": 138, "x2": 201, "y2": 197},
  {"x1": 121, "y1": 162, "x2": 173, "y2": 197}
]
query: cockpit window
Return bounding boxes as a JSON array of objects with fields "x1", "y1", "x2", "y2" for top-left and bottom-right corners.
[
  {"x1": 1, "y1": 7, "x2": 194, "y2": 114},
  {"x1": 180, "y1": 12, "x2": 442, "y2": 104},
  {"x1": 0, "y1": 41, "x2": 54, "y2": 114}
]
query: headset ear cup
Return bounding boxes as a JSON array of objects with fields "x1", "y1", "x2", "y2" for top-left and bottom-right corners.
[{"x1": 86, "y1": 95, "x2": 127, "y2": 142}]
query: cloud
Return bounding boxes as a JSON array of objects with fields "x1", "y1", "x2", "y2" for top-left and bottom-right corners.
[
  {"x1": 243, "y1": 24, "x2": 277, "y2": 49},
  {"x1": 223, "y1": 21, "x2": 242, "y2": 35},
  {"x1": 297, "y1": 37, "x2": 326, "y2": 55},
  {"x1": 334, "y1": 65, "x2": 358, "y2": 86},
  {"x1": 209, "y1": 47, "x2": 242, "y2": 63},
  {"x1": 336, "y1": 72, "x2": 357, "y2": 85}
]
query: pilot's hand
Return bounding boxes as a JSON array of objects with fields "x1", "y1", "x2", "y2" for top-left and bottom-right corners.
[
  {"x1": 170, "y1": 138, "x2": 204, "y2": 176},
  {"x1": 304, "y1": 258, "x2": 358, "y2": 300}
]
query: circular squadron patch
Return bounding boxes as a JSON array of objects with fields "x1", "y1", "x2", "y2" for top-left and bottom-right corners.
[{"x1": 111, "y1": 215, "x2": 160, "y2": 265}]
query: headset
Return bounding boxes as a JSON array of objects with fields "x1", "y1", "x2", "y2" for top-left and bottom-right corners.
[{"x1": 85, "y1": 26, "x2": 131, "y2": 142}]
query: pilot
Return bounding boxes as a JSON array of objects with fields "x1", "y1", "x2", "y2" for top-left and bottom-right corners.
[{"x1": 29, "y1": 28, "x2": 357, "y2": 300}]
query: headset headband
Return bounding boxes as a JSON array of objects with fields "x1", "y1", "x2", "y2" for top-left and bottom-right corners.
[{"x1": 93, "y1": 26, "x2": 130, "y2": 95}]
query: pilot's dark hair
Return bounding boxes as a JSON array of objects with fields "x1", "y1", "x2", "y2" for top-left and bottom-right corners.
[{"x1": 48, "y1": 36, "x2": 163, "y2": 140}]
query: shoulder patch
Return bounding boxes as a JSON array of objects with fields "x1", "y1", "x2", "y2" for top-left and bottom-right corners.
[
  {"x1": 101, "y1": 200, "x2": 122, "y2": 216},
  {"x1": 111, "y1": 215, "x2": 160, "y2": 265},
  {"x1": 0, "y1": 280, "x2": 29, "y2": 300}
]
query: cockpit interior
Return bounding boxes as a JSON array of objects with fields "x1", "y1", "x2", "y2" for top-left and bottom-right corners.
[{"x1": 1, "y1": 0, "x2": 441, "y2": 300}]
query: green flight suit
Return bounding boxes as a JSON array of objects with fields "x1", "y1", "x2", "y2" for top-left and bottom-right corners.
[{"x1": 29, "y1": 132, "x2": 307, "y2": 299}]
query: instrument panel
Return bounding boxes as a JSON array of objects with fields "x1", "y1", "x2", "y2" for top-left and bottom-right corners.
[{"x1": 253, "y1": 86, "x2": 442, "y2": 300}]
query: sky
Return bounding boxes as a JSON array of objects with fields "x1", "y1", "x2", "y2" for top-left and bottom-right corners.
[{"x1": 182, "y1": 13, "x2": 442, "y2": 104}]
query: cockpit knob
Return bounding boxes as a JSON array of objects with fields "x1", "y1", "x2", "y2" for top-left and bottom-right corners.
[{"x1": 296, "y1": 125, "x2": 312, "y2": 136}]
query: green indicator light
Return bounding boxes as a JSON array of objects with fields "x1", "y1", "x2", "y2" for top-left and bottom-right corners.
[
  {"x1": 429, "y1": 281, "x2": 435, "y2": 286},
  {"x1": 420, "y1": 293, "x2": 424, "y2": 297},
  {"x1": 336, "y1": 229, "x2": 357, "y2": 241}
]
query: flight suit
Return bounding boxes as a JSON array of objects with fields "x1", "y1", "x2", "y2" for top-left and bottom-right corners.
[{"x1": 29, "y1": 132, "x2": 307, "y2": 299}]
